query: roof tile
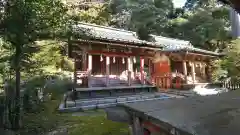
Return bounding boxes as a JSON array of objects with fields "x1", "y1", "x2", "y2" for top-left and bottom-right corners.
[{"x1": 73, "y1": 23, "x2": 220, "y2": 56}]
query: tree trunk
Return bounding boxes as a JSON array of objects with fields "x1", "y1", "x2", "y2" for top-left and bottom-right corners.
[
  {"x1": 13, "y1": 66, "x2": 20, "y2": 130},
  {"x1": 12, "y1": 46, "x2": 21, "y2": 130}
]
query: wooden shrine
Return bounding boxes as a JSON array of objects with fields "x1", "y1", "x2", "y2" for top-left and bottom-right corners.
[{"x1": 68, "y1": 23, "x2": 222, "y2": 90}]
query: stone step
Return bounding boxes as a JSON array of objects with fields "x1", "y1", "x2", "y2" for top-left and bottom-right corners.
[
  {"x1": 66, "y1": 93, "x2": 172, "y2": 108},
  {"x1": 64, "y1": 96, "x2": 173, "y2": 111},
  {"x1": 75, "y1": 87, "x2": 158, "y2": 99}
]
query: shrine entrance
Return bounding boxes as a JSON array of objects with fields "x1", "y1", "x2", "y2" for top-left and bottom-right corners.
[{"x1": 151, "y1": 52, "x2": 172, "y2": 90}]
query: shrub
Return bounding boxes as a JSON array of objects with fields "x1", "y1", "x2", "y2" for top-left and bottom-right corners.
[{"x1": 22, "y1": 73, "x2": 73, "y2": 113}]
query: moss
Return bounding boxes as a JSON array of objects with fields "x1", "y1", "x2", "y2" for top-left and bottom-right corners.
[
  {"x1": 69, "y1": 114, "x2": 129, "y2": 135},
  {"x1": 18, "y1": 100, "x2": 129, "y2": 135}
]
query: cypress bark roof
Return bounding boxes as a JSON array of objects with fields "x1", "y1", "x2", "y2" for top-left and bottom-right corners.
[{"x1": 73, "y1": 23, "x2": 222, "y2": 56}]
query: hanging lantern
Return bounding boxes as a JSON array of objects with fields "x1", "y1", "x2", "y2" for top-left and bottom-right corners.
[
  {"x1": 100, "y1": 54, "x2": 103, "y2": 62},
  {"x1": 113, "y1": 57, "x2": 116, "y2": 63},
  {"x1": 133, "y1": 56, "x2": 136, "y2": 63},
  {"x1": 122, "y1": 57, "x2": 125, "y2": 64}
]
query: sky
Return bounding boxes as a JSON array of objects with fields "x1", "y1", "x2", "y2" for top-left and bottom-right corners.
[{"x1": 173, "y1": 0, "x2": 187, "y2": 8}]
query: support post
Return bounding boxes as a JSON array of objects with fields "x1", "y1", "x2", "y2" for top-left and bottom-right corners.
[
  {"x1": 202, "y1": 63, "x2": 206, "y2": 79},
  {"x1": 87, "y1": 54, "x2": 92, "y2": 87},
  {"x1": 140, "y1": 57, "x2": 144, "y2": 84},
  {"x1": 106, "y1": 56, "x2": 110, "y2": 87},
  {"x1": 127, "y1": 57, "x2": 132, "y2": 86},
  {"x1": 82, "y1": 52, "x2": 87, "y2": 71},
  {"x1": 183, "y1": 60, "x2": 188, "y2": 83},
  {"x1": 190, "y1": 62, "x2": 196, "y2": 84},
  {"x1": 131, "y1": 116, "x2": 144, "y2": 135},
  {"x1": 73, "y1": 58, "x2": 77, "y2": 86},
  {"x1": 148, "y1": 59, "x2": 152, "y2": 82}
]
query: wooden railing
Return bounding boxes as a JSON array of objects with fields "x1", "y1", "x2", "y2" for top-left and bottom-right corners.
[
  {"x1": 75, "y1": 71, "x2": 88, "y2": 86},
  {"x1": 222, "y1": 81, "x2": 240, "y2": 90},
  {"x1": 154, "y1": 76, "x2": 172, "y2": 89},
  {"x1": 153, "y1": 73, "x2": 186, "y2": 89}
]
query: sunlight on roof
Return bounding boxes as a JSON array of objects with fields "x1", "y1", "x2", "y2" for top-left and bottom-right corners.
[{"x1": 173, "y1": 0, "x2": 186, "y2": 8}]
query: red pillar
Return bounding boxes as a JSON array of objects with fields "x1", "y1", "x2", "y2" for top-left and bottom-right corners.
[
  {"x1": 87, "y1": 54, "x2": 92, "y2": 87},
  {"x1": 148, "y1": 59, "x2": 152, "y2": 83},
  {"x1": 140, "y1": 57, "x2": 144, "y2": 84},
  {"x1": 106, "y1": 56, "x2": 110, "y2": 86},
  {"x1": 73, "y1": 58, "x2": 77, "y2": 85}
]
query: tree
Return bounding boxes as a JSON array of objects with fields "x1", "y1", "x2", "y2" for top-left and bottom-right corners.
[
  {"x1": 65, "y1": 2, "x2": 111, "y2": 26},
  {"x1": 30, "y1": 40, "x2": 74, "y2": 76},
  {"x1": 0, "y1": 39, "x2": 13, "y2": 83},
  {"x1": 78, "y1": 4, "x2": 111, "y2": 25},
  {"x1": 109, "y1": 0, "x2": 231, "y2": 49},
  {"x1": 184, "y1": 0, "x2": 220, "y2": 10},
  {"x1": 109, "y1": 0, "x2": 174, "y2": 40},
  {"x1": 0, "y1": 0, "x2": 68, "y2": 129},
  {"x1": 165, "y1": 6, "x2": 231, "y2": 51},
  {"x1": 184, "y1": 0, "x2": 240, "y2": 14},
  {"x1": 160, "y1": 0, "x2": 231, "y2": 51},
  {"x1": 212, "y1": 39, "x2": 240, "y2": 82}
]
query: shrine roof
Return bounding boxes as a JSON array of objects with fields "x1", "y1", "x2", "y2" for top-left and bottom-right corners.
[
  {"x1": 73, "y1": 23, "x2": 221, "y2": 56},
  {"x1": 162, "y1": 47, "x2": 223, "y2": 56}
]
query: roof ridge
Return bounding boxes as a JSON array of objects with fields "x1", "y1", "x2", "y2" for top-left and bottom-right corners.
[
  {"x1": 153, "y1": 35, "x2": 190, "y2": 43},
  {"x1": 76, "y1": 22, "x2": 192, "y2": 46},
  {"x1": 77, "y1": 22, "x2": 136, "y2": 34}
]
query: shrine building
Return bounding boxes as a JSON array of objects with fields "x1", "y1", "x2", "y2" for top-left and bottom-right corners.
[{"x1": 67, "y1": 23, "x2": 222, "y2": 90}]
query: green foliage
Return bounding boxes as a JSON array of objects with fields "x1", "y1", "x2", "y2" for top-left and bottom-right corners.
[
  {"x1": 0, "y1": 39, "x2": 14, "y2": 83},
  {"x1": 165, "y1": 6, "x2": 231, "y2": 51},
  {"x1": 69, "y1": 114, "x2": 129, "y2": 135},
  {"x1": 109, "y1": 0, "x2": 231, "y2": 49},
  {"x1": 78, "y1": 4, "x2": 111, "y2": 25},
  {"x1": 109, "y1": 0, "x2": 174, "y2": 40},
  {"x1": 22, "y1": 73, "x2": 72, "y2": 112},
  {"x1": 19, "y1": 101, "x2": 128, "y2": 135},
  {"x1": 223, "y1": 39, "x2": 240, "y2": 80},
  {"x1": 66, "y1": 2, "x2": 111, "y2": 26},
  {"x1": 19, "y1": 100, "x2": 70, "y2": 135},
  {"x1": 43, "y1": 76, "x2": 73, "y2": 100},
  {"x1": 1, "y1": 0, "x2": 68, "y2": 70},
  {"x1": 184, "y1": 0, "x2": 221, "y2": 10},
  {"x1": 31, "y1": 40, "x2": 74, "y2": 73},
  {"x1": 0, "y1": 0, "x2": 69, "y2": 128},
  {"x1": 212, "y1": 39, "x2": 240, "y2": 82},
  {"x1": 211, "y1": 59, "x2": 228, "y2": 82}
]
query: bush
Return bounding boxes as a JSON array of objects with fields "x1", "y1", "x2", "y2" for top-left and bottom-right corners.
[
  {"x1": 20, "y1": 100, "x2": 68, "y2": 135},
  {"x1": 0, "y1": 95, "x2": 4, "y2": 127},
  {"x1": 22, "y1": 73, "x2": 73, "y2": 113},
  {"x1": 44, "y1": 77, "x2": 73, "y2": 100}
]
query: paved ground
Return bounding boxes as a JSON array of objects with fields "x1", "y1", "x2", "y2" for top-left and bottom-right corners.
[{"x1": 121, "y1": 90, "x2": 240, "y2": 135}]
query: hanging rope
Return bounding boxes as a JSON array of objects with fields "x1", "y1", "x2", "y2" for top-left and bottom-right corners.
[
  {"x1": 113, "y1": 57, "x2": 116, "y2": 63},
  {"x1": 100, "y1": 54, "x2": 103, "y2": 62},
  {"x1": 133, "y1": 56, "x2": 136, "y2": 64},
  {"x1": 101, "y1": 55, "x2": 104, "y2": 74},
  {"x1": 122, "y1": 57, "x2": 125, "y2": 64}
]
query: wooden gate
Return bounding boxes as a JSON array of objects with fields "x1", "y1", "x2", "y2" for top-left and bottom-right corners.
[
  {"x1": 153, "y1": 73, "x2": 183, "y2": 90},
  {"x1": 154, "y1": 74, "x2": 172, "y2": 90}
]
